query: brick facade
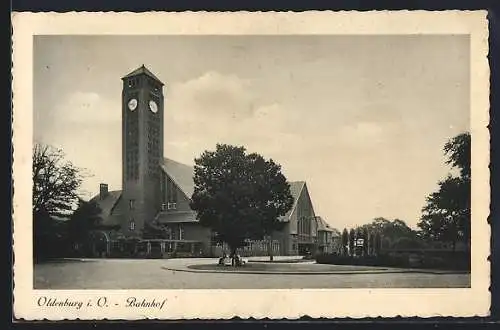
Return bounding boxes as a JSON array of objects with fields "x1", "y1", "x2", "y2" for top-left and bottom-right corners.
[{"x1": 91, "y1": 66, "x2": 336, "y2": 257}]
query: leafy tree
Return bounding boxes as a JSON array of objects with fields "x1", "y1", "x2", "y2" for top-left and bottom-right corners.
[
  {"x1": 190, "y1": 144, "x2": 294, "y2": 263},
  {"x1": 444, "y1": 132, "x2": 471, "y2": 179},
  {"x1": 142, "y1": 221, "x2": 170, "y2": 239},
  {"x1": 391, "y1": 236, "x2": 425, "y2": 250},
  {"x1": 67, "y1": 199, "x2": 103, "y2": 252},
  {"x1": 367, "y1": 232, "x2": 374, "y2": 255},
  {"x1": 418, "y1": 132, "x2": 471, "y2": 252},
  {"x1": 341, "y1": 228, "x2": 349, "y2": 256},
  {"x1": 247, "y1": 151, "x2": 293, "y2": 261},
  {"x1": 330, "y1": 228, "x2": 341, "y2": 254},
  {"x1": 362, "y1": 227, "x2": 369, "y2": 256},
  {"x1": 33, "y1": 208, "x2": 60, "y2": 261},
  {"x1": 348, "y1": 228, "x2": 355, "y2": 256},
  {"x1": 373, "y1": 232, "x2": 382, "y2": 255},
  {"x1": 361, "y1": 217, "x2": 418, "y2": 248}
]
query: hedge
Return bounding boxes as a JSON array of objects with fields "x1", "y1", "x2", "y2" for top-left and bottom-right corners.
[{"x1": 315, "y1": 252, "x2": 470, "y2": 271}]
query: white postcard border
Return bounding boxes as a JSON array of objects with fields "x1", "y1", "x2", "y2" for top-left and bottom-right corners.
[{"x1": 12, "y1": 11, "x2": 490, "y2": 319}]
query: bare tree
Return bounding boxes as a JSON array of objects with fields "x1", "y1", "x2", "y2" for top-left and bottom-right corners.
[{"x1": 33, "y1": 143, "x2": 84, "y2": 217}]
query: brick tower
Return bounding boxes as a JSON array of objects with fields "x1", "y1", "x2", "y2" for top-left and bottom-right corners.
[{"x1": 121, "y1": 65, "x2": 164, "y2": 236}]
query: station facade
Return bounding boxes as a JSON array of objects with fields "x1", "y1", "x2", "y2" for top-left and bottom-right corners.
[{"x1": 90, "y1": 66, "x2": 338, "y2": 257}]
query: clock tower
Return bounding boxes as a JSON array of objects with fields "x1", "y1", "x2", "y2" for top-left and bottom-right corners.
[{"x1": 121, "y1": 65, "x2": 164, "y2": 236}]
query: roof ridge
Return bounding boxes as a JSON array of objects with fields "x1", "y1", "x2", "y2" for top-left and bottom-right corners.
[
  {"x1": 162, "y1": 168, "x2": 189, "y2": 198},
  {"x1": 285, "y1": 181, "x2": 306, "y2": 221},
  {"x1": 122, "y1": 65, "x2": 164, "y2": 85},
  {"x1": 109, "y1": 193, "x2": 122, "y2": 215},
  {"x1": 163, "y1": 157, "x2": 193, "y2": 168}
]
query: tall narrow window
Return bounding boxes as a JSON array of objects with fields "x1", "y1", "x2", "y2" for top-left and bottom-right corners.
[
  {"x1": 129, "y1": 220, "x2": 135, "y2": 231},
  {"x1": 172, "y1": 184, "x2": 177, "y2": 203},
  {"x1": 179, "y1": 224, "x2": 184, "y2": 240},
  {"x1": 129, "y1": 199, "x2": 135, "y2": 210},
  {"x1": 167, "y1": 177, "x2": 178, "y2": 204}
]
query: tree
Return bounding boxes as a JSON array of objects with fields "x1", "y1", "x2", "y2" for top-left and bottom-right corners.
[
  {"x1": 373, "y1": 232, "x2": 382, "y2": 255},
  {"x1": 348, "y1": 228, "x2": 355, "y2": 256},
  {"x1": 247, "y1": 152, "x2": 293, "y2": 261},
  {"x1": 391, "y1": 236, "x2": 425, "y2": 250},
  {"x1": 33, "y1": 207, "x2": 60, "y2": 261},
  {"x1": 330, "y1": 228, "x2": 341, "y2": 254},
  {"x1": 418, "y1": 132, "x2": 471, "y2": 252},
  {"x1": 362, "y1": 227, "x2": 369, "y2": 256},
  {"x1": 361, "y1": 217, "x2": 418, "y2": 248},
  {"x1": 142, "y1": 221, "x2": 171, "y2": 240},
  {"x1": 367, "y1": 232, "x2": 374, "y2": 255},
  {"x1": 67, "y1": 199, "x2": 104, "y2": 254},
  {"x1": 32, "y1": 143, "x2": 86, "y2": 261},
  {"x1": 444, "y1": 132, "x2": 471, "y2": 180},
  {"x1": 33, "y1": 144, "x2": 84, "y2": 217},
  {"x1": 341, "y1": 228, "x2": 349, "y2": 256},
  {"x1": 190, "y1": 144, "x2": 294, "y2": 263}
]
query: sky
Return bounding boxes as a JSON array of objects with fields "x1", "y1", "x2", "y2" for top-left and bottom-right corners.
[{"x1": 33, "y1": 35, "x2": 470, "y2": 230}]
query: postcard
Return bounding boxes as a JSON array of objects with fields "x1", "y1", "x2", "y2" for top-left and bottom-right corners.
[{"x1": 12, "y1": 11, "x2": 490, "y2": 319}]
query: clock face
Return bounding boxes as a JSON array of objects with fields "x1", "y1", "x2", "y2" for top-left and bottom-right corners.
[
  {"x1": 127, "y1": 98, "x2": 138, "y2": 111},
  {"x1": 149, "y1": 100, "x2": 158, "y2": 113}
]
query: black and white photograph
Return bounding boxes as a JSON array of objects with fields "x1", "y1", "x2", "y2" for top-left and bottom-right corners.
[{"x1": 12, "y1": 11, "x2": 490, "y2": 319}]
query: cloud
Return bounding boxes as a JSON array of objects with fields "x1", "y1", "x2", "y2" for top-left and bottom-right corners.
[
  {"x1": 168, "y1": 71, "x2": 256, "y2": 123},
  {"x1": 55, "y1": 91, "x2": 120, "y2": 125},
  {"x1": 336, "y1": 121, "x2": 390, "y2": 148},
  {"x1": 165, "y1": 72, "x2": 298, "y2": 161}
]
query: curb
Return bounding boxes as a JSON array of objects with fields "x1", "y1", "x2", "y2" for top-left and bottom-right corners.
[{"x1": 161, "y1": 266, "x2": 469, "y2": 276}]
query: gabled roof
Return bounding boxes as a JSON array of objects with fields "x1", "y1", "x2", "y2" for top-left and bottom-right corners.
[
  {"x1": 122, "y1": 65, "x2": 164, "y2": 85},
  {"x1": 280, "y1": 181, "x2": 306, "y2": 221},
  {"x1": 160, "y1": 159, "x2": 306, "y2": 218},
  {"x1": 315, "y1": 216, "x2": 335, "y2": 233},
  {"x1": 161, "y1": 158, "x2": 195, "y2": 199},
  {"x1": 89, "y1": 190, "x2": 122, "y2": 218},
  {"x1": 91, "y1": 159, "x2": 311, "y2": 225}
]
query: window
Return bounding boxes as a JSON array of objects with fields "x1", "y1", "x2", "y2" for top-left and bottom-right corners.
[
  {"x1": 161, "y1": 203, "x2": 167, "y2": 211},
  {"x1": 129, "y1": 199, "x2": 135, "y2": 210},
  {"x1": 165, "y1": 226, "x2": 172, "y2": 240},
  {"x1": 166, "y1": 176, "x2": 178, "y2": 204},
  {"x1": 179, "y1": 224, "x2": 184, "y2": 240},
  {"x1": 129, "y1": 220, "x2": 136, "y2": 231},
  {"x1": 167, "y1": 202, "x2": 177, "y2": 210}
]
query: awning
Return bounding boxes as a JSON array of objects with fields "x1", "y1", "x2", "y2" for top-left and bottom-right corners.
[{"x1": 156, "y1": 211, "x2": 199, "y2": 224}]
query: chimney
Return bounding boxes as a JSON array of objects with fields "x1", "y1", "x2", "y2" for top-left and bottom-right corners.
[{"x1": 99, "y1": 183, "x2": 109, "y2": 200}]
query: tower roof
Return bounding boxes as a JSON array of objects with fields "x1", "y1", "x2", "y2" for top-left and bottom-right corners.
[{"x1": 122, "y1": 65, "x2": 164, "y2": 85}]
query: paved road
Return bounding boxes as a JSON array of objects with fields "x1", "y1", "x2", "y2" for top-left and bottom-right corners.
[{"x1": 34, "y1": 258, "x2": 470, "y2": 289}]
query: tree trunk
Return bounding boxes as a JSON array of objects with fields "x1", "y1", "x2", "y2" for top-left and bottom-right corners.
[
  {"x1": 230, "y1": 247, "x2": 237, "y2": 267},
  {"x1": 268, "y1": 235, "x2": 274, "y2": 262}
]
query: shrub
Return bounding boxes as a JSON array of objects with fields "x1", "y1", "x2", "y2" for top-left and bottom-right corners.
[
  {"x1": 315, "y1": 251, "x2": 470, "y2": 270},
  {"x1": 315, "y1": 253, "x2": 410, "y2": 267}
]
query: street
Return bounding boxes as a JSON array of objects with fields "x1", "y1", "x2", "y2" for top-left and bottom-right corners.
[{"x1": 34, "y1": 258, "x2": 471, "y2": 289}]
